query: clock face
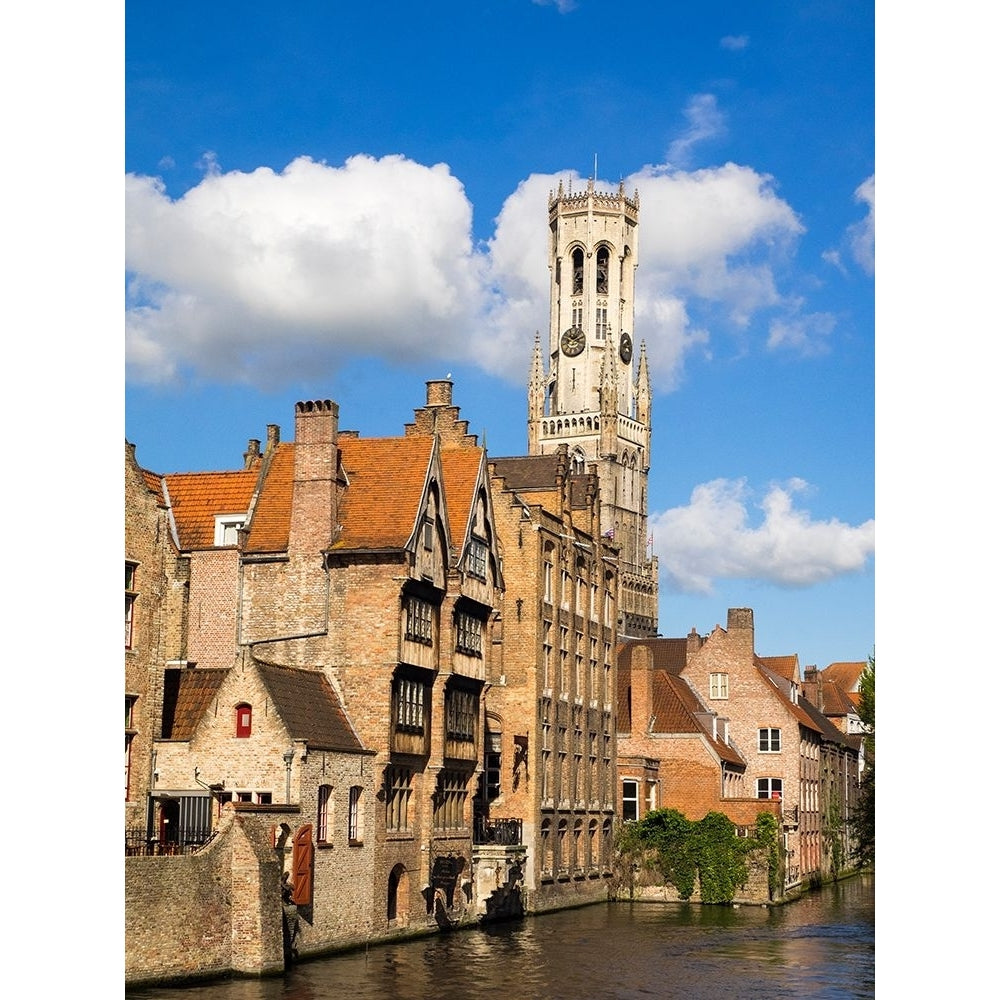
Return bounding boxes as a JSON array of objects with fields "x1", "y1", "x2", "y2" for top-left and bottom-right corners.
[
  {"x1": 561, "y1": 326, "x2": 586, "y2": 357},
  {"x1": 619, "y1": 332, "x2": 633, "y2": 363}
]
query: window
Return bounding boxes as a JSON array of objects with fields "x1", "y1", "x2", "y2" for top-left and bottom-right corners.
[
  {"x1": 758, "y1": 728, "x2": 782, "y2": 753},
  {"x1": 543, "y1": 561, "x2": 553, "y2": 603},
  {"x1": 423, "y1": 518, "x2": 434, "y2": 550},
  {"x1": 433, "y1": 771, "x2": 468, "y2": 830},
  {"x1": 455, "y1": 612, "x2": 483, "y2": 656},
  {"x1": 446, "y1": 685, "x2": 477, "y2": 741},
  {"x1": 709, "y1": 673, "x2": 729, "y2": 700},
  {"x1": 317, "y1": 784, "x2": 333, "y2": 843},
  {"x1": 757, "y1": 777, "x2": 783, "y2": 800},
  {"x1": 235, "y1": 703, "x2": 252, "y2": 738},
  {"x1": 125, "y1": 562, "x2": 138, "y2": 649},
  {"x1": 125, "y1": 696, "x2": 137, "y2": 801},
  {"x1": 395, "y1": 676, "x2": 426, "y2": 733},
  {"x1": 405, "y1": 596, "x2": 433, "y2": 644},
  {"x1": 595, "y1": 306, "x2": 608, "y2": 340},
  {"x1": 596, "y1": 247, "x2": 609, "y2": 294},
  {"x1": 572, "y1": 248, "x2": 584, "y2": 293},
  {"x1": 213, "y1": 513, "x2": 246, "y2": 546},
  {"x1": 483, "y1": 725, "x2": 501, "y2": 802},
  {"x1": 385, "y1": 767, "x2": 413, "y2": 832},
  {"x1": 348, "y1": 786, "x2": 363, "y2": 843},
  {"x1": 468, "y1": 538, "x2": 488, "y2": 579},
  {"x1": 622, "y1": 779, "x2": 639, "y2": 822}
]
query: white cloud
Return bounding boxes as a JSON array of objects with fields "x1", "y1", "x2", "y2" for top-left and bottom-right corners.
[
  {"x1": 667, "y1": 94, "x2": 726, "y2": 168},
  {"x1": 720, "y1": 35, "x2": 749, "y2": 51},
  {"x1": 126, "y1": 155, "x2": 487, "y2": 385},
  {"x1": 848, "y1": 175, "x2": 875, "y2": 274},
  {"x1": 126, "y1": 153, "x2": 817, "y2": 389},
  {"x1": 532, "y1": 0, "x2": 577, "y2": 12},
  {"x1": 767, "y1": 308, "x2": 836, "y2": 355},
  {"x1": 650, "y1": 478, "x2": 875, "y2": 594}
]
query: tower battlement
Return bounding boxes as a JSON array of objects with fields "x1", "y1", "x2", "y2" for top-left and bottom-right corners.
[{"x1": 548, "y1": 177, "x2": 639, "y2": 222}]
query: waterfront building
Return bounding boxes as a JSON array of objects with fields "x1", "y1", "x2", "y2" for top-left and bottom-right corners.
[
  {"x1": 617, "y1": 608, "x2": 861, "y2": 891},
  {"x1": 485, "y1": 446, "x2": 619, "y2": 911}
]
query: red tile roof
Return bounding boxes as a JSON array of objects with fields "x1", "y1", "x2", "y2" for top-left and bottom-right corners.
[
  {"x1": 332, "y1": 436, "x2": 434, "y2": 551},
  {"x1": 161, "y1": 668, "x2": 228, "y2": 740},
  {"x1": 440, "y1": 447, "x2": 484, "y2": 549},
  {"x1": 824, "y1": 661, "x2": 867, "y2": 692},
  {"x1": 244, "y1": 443, "x2": 295, "y2": 554},
  {"x1": 759, "y1": 654, "x2": 800, "y2": 683},
  {"x1": 163, "y1": 470, "x2": 258, "y2": 550}
]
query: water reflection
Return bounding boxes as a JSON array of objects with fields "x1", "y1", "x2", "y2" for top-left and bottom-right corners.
[{"x1": 128, "y1": 874, "x2": 873, "y2": 1000}]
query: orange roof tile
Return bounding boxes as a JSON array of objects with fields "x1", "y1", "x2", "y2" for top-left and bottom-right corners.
[
  {"x1": 244, "y1": 443, "x2": 295, "y2": 554},
  {"x1": 759, "y1": 654, "x2": 800, "y2": 682},
  {"x1": 440, "y1": 447, "x2": 483, "y2": 548},
  {"x1": 824, "y1": 661, "x2": 867, "y2": 692},
  {"x1": 163, "y1": 470, "x2": 258, "y2": 550},
  {"x1": 161, "y1": 668, "x2": 228, "y2": 740},
  {"x1": 141, "y1": 469, "x2": 166, "y2": 503},
  {"x1": 332, "y1": 436, "x2": 434, "y2": 551}
]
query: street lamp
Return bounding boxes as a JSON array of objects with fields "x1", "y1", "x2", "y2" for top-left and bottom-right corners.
[{"x1": 283, "y1": 748, "x2": 294, "y2": 804}]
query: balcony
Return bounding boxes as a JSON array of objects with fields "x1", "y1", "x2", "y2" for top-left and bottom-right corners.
[{"x1": 474, "y1": 816, "x2": 523, "y2": 847}]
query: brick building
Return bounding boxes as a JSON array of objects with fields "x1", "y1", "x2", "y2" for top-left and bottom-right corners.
[
  {"x1": 618, "y1": 608, "x2": 860, "y2": 891},
  {"x1": 486, "y1": 446, "x2": 619, "y2": 911},
  {"x1": 127, "y1": 380, "x2": 505, "y2": 957}
]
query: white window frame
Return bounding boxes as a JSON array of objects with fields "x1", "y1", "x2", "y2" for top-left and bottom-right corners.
[
  {"x1": 622, "y1": 779, "x2": 639, "y2": 822},
  {"x1": 214, "y1": 513, "x2": 247, "y2": 546},
  {"x1": 709, "y1": 672, "x2": 729, "y2": 700},
  {"x1": 757, "y1": 777, "x2": 783, "y2": 800},
  {"x1": 758, "y1": 727, "x2": 781, "y2": 753}
]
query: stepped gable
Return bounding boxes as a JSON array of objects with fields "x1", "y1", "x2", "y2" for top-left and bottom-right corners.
[
  {"x1": 244, "y1": 442, "x2": 295, "y2": 554},
  {"x1": 331, "y1": 435, "x2": 435, "y2": 551},
  {"x1": 163, "y1": 470, "x2": 258, "y2": 550},
  {"x1": 256, "y1": 662, "x2": 363, "y2": 753},
  {"x1": 161, "y1": 668, "x2": 229, "y2": 740}
]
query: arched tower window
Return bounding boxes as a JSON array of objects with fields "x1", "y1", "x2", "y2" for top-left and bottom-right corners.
[
  {"x1": 570, "y1": 448, "x2": 585, "y2": 474},
  {"x1": 596, "y1": 246, "x2": 609, "y2": 294},
  {"x1": 572, "y1": 248, "x2": 584, "y2": 294}
]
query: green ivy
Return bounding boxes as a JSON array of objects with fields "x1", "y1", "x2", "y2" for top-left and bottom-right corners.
[{"x1": 617, "y1": 808, "x2": 783, "y2": 903}]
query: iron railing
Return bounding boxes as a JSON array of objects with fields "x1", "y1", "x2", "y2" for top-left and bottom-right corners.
[
  {"x1": 125, "y1": 825, "x2": 215, "y2": 856},
  {"x1": 474, "y1": 816, "x2": 523, "y2": 846}
]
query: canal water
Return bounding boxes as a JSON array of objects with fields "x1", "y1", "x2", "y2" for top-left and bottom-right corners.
[{"x1": 128, "y1": 872, "x2": 874, "y2": 1000}]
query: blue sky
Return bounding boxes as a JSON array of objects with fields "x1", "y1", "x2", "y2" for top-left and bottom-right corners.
[{"x1": 124, "y1": 1, "x2": 874, "y2": 670}]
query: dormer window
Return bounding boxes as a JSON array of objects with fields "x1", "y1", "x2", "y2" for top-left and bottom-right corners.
[{"x1": 214, "y1": 514, "x2": 247, "y2": 546}]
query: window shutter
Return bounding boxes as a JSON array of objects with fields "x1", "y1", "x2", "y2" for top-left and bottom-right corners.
[{"x1": 291, "y1": 824, "x2": 314, "y2": 906}]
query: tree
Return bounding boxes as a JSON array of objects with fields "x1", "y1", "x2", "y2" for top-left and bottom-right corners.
[{"x1": 851, "y1": 654, "x2": 875, "y2": 866}]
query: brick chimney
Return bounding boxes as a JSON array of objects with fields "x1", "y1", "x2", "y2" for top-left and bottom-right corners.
[
  {"x1": 289, "y1": 399, "x2": 341, "y2": 554},
  {"x1": 243, "y1": 439, "x2": 261, "y2": 470},
  {"x1": 630, "y1": 645, "x2": 653, "y2": 733},
  {"x1": 726, "y1": 607, "x2": 755, "y2": 654}
]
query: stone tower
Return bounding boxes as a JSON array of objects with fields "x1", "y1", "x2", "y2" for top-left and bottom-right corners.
[{"x1": 527, "y1": 177, "x2": 658, "y2": 638}]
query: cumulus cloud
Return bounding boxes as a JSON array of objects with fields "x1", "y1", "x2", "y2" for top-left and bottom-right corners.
[
  {"x1": 767, "y1": 306, "x2": 836, "y2": 355},
  {"x1": 667, "y1": 94, "x2": 726, "y2": 168},
  {"x1": 650, "y1": 478, "x2": 875, "y2": 594},
  {"x1": 126, "y1": 154, "x2": 486, "y2": 385},
  {"x1": 126, "y1": 150, "x2": 819, "y2": 389},
  {"x1": 720, "y1": 35, "x2": 749, "y2": 51}
]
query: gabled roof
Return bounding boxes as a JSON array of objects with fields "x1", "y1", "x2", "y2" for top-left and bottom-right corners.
[
  {"x1": 141, "y1": 469, "x2": 166, "y2": 503},
  {"x1": 332, "y1": 436, "x2": 435, "y2": 551},
  {"x1": 490, "y1": 454, "x2": 562, "y2": 491},
  {"x1": 256, "y1": 663, "x2": 364, "y2": 753},
  {"x1": 161, "y1": 668, "x2": 229, "y2": 740},
  {"x1": 796, "y1": 692, "x2": 854, "y2": 748},
  {"x1": 754, "y1": 658, "x2": 824, "y2": 735},
  {"x1": 244, "y1": 443, "x2": 295, "y2": 554},
  {"x1": 824, "y1": 661, "x2": 867, "y2": 692},
  {"x1": 759, "y1": 654, "x2": 800, "y2": 683},
  {"x1": 439, "y1": 447, "x2": 483, "y2": 551},
  {"x1": 163, "y1": 470, "x2": 258, "y2": 550},
  {"x1": 618, "y1": 638, "x2": 689, "y2": 675}
]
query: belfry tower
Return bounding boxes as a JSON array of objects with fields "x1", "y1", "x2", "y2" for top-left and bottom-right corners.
[{"x1": 528, "y1": 177, "x2": 658, "y2": 638}]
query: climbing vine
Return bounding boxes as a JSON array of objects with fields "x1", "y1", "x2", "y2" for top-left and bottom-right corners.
[{"x1": 617, "y1": 808, "x2": 784, "y2": 904}]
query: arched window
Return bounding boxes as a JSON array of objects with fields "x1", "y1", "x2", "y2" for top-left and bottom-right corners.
[
  {"x1": 596, "y1": 246, "x2": 609, "y2": 293},
  {"x1": 387, "y1": 863, "x2": 410, "y2": 923},
  {"x1": 572, "y1": 247, "x2": 584, "y2": 293},
  {"x1": 235, "y1": 703, "x2": 252, "y2": 738}
]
